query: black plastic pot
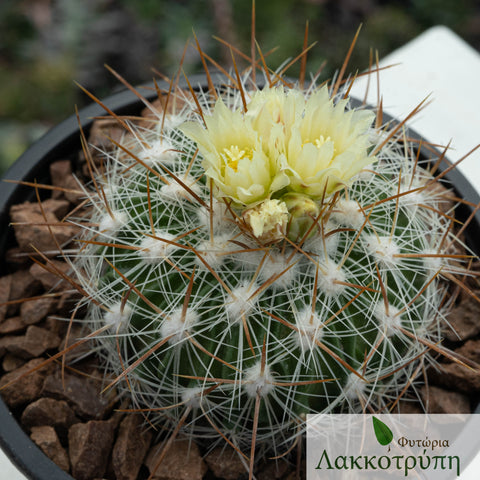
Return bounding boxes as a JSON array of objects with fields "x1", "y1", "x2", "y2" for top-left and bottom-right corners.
[{"x1": 0, "y1": 81, "x2": 479, "y2": 480}]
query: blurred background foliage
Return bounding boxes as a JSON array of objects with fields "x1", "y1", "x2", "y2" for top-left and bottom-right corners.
[{"x1": 1, "y1": 0, "x2": 480, "y2": 174}]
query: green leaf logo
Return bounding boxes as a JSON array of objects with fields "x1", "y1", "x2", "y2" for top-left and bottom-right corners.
[{"x1": 372, "y1": 416, "x2": 393, "y2": 446}]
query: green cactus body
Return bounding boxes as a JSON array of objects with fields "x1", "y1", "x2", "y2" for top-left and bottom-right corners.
[{"x1": 74, "y1": 81, "x2": 459, "y2": 452}]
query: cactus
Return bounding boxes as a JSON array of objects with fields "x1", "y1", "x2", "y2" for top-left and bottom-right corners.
[{"x1": 70, "y1": 47, "x2": 472, "y2": 467}]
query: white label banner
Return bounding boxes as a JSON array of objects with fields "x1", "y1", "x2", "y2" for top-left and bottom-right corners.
[{"x1": 306, "y1": 414, "x2": 480, "y2": 479}]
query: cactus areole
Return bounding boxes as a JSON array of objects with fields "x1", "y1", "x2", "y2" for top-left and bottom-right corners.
[{"x1": 67, "y1": 72, "x2": 477, "y2": 458}]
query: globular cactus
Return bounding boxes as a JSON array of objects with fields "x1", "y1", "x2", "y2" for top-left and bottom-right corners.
[{"x1": 72, "y1": 72, "x2": 466, "y2": 462}]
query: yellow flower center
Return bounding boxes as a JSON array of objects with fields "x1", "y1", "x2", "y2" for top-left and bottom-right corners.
[
  {"x1": 302, "y1": 135, "x2": 333, "y2": 150},
  {"x1": 314, "y1": 135, "x2": 332, "y2": 148},
  {"x1": 223, "y1": 145, "x2": 252, "y2": 172}
]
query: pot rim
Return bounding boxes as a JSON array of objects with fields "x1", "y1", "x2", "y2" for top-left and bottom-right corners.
[{"x1": 0, "y1": 77, "x2": 479, "y2": 480}]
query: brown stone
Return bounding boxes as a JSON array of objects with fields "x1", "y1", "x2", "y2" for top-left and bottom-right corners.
[
  {"x1": 257, "y1": 460, "x2": 289, "y2": 480},
  {"x1": 30, "y1": 426, "x2": 70, "y2": 472},
  {"x1": 443, "y1": 297, "x2": 480, "y2": 342},
  {"x1": 81, "y1": 161, "x2": 92, "y2": 180},
  {"x1": 204, "y1": 446, "x2": 247, "y2": 480},
  {"x1": 68, "y1": 420, "x2": 115, "y2": 480},
  {"x1": 5, "y1": 247, "x2": 32, "y2": 269},
  {"x1": 112, "y1": 414, "x2": 153, "y2": 480},
  {"x1": 145, "y1": 438, "x2": 207, "y2": 480},
  {"x1": 4, "y1": 325, "x2": 61, "y2": 359},
  {"x1": 0, "y1": 275, "x2": 12, "y2": 322},
  {"x1": 50, "y1": 159, "x2": 73, "y2": 199},
  {"x1": 10, "y1": 201, "x2": 78, "y2": 253},
  {"x1": 88, "y1": 119, "x2": 126, "y2": 162},
  {"x1": 57, "y1": 324, "x2": 92, "y2": 362},
  {"x1": 50, "y1": 159, "x2": 85, "y2": 205},
  {"x1": 41, "y1": 198, "x2": 71, "y2": 219},
  {"x1": 42, "y1": 371, "x2": 116, "y2": 420},
  {"x1": 394, "y1": 400, "x2": 424, "y2": 414},
  {"x1": 64, "y1": 175, "x2": 85, "y2": 205},
  {"x1": 455, "y1": 339, "x2": 480, "y2": 366},
  {"x1": 464, "y1": 263, "x2": 480, "y2": 291},
  {"x1": 0, "y1": 316, "x2": 27, "y2": 335},
  {"x1": 9, "y1": 269, "x2": 41, "y2": 298},
  {"x1": 106, "y1": 402, "x2": 126, "y2": 431},
  {"x1": 8, "y1": 269, "x2": 42, "y2": 315},
  {"x1": 420, "y1": 385, "x2": 471, "y2": 413},
  {"x1": 21, "y1": 397, "x2": 79, "y2": 435},
  {"x1": 29, "y1": 260, "x2": 72, "y2": 292},
  {"x1": 0, "y1": 336, "x2": 9, "y2": 357},
  {"x1": 429, "y1": 362, "x2": 480, "y2": 393},
  {"x1": 423, "y1": 181, "x2": 456, "y2": 217},
  {"x1": 56, "y1": 289, "x2": 83, "y2": 317},
  {"x1": 2, "y1": 353, "x2": 25, "y2": 372},
  {"x1": 20, "y1": 295, "x2": 57, "y2": 325},
  {"x1": 0, "y1": 358, "x2": 53, "y2": 408},
  {"x1": 45, "y1": 315, "x2": 69, "y2": 337},
  {"x1": 138, "y1": 99, "x2": 164, "y2": 129},
  {"x1": 284, "y1": 467, "x2": 305, "y2": 480}
]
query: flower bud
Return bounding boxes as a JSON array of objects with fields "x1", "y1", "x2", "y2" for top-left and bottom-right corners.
[
  {"x1": 282, "y1": 193, "x2": 321, "y2": 242},
  {"x1": 243, "y1": 199, "x2": 289, "y2": 243}
]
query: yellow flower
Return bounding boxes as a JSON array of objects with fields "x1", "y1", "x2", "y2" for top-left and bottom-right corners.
[
  {"x1": 246, "y1": 86, "x2": 303, "y2": 146},
  {"x1": 181, "y1": 86, "x2": 375, "y2": 209},
  {"x1": 180, "y1": 98, "x2": 289, "y2": 207},
  {"x1": 284, "y1": 87, "x2": 375, "y2": 198}
]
